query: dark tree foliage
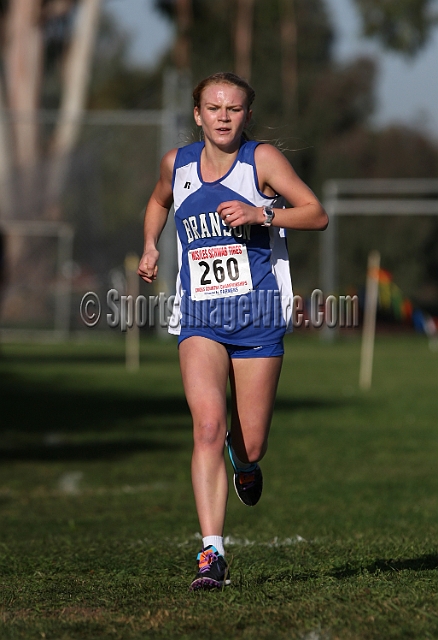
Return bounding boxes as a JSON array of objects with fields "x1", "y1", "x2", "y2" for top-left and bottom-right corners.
[
  {"x1": 354, "y1": 0, "x2": 438, "y2": 56},
  {"x1": 156, "y1": 0, "x2": 333, "y2": 125},
  {"x1": 303, "y1": 58, "x2": 376, "y2": 137},
  {"x1": 252, "y1": 0, "x2": 333, "y2": 125},
  {"x1": 43, "y1": 8, "x2": 75, "y2": 71},
  {"x1": 87, "y1": 13, "x2": 162, "y2": 110},
  {"x1": 153, "y1": 0, "x2": 336, "y2": 184},
  {"x1": 155, "y1": 0, "x2": 175, "y2": 18}
]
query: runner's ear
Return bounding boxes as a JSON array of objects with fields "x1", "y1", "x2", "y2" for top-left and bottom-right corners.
[{"x1": 194, "y1": 107, "x2": 202, "y2": 126}]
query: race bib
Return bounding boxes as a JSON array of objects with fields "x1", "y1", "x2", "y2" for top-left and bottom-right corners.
[{"x1": 188, "y1": 244, "x2": 253, "y2": 301}]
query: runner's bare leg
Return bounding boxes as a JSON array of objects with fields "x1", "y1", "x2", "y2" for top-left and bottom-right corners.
[
  {"x1": 229, "y1": 356, "x2": 283, "y2": 464},
  {"x1": 179, "y1": 336, "x2": 230, "y2": 537}
]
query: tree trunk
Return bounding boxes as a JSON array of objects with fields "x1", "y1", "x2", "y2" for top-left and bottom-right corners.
[
  {"x1": 235, "y1": 0, "x2": 255, "y2": 81},
  {"x1": 280, "y1": 0, "x2": 298, "y2": 119},
  {"x1": 0, "y1": 80, "x2": 14, "y2": 220},
  {"x1": 174, "y1": 0, "x2": 192, "y2": 70},
  {"x1": 47, "y1": 0, "x2": 103, "y2": 219},
  {"x1": 0, "y1": 0, "x2": 101, "y2": 329},
  {"x1": 4, "y1": 0, "x2": 43, "y2": 171}
]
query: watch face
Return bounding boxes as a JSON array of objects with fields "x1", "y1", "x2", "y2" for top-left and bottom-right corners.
[{"x1": 262, "y1": 207, "x2": 274, "y2": 226}]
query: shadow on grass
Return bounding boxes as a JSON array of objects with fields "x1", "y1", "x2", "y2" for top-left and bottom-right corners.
[
  {"x1": 274, "y1": 396, "x2": 363, "y2": 412},
  {"x1": 0, "y1": 370, "x2": 190, "y2": 437},
  {"x1": 0, "y1": 366, "x2": 362, "y2": 439},
  {"x1": 331, "y1": 554, "x2": 438, "y2": 578},
  {"x1": 0, "y1": 346, "x2": 179, "y2": 366},
  {"x1": 0, "y1": 438, "x2": 180, "y2": 462},
  {"x1": 0, "y1": 350, "x2": 365, "y2": 468},
  {"x1": 253, "y1": 555, "x2": 438, "y2": 587}
]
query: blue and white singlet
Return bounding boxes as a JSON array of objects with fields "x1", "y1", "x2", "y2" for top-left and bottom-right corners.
[{"x1": 168, "y1": 139, "x2": 293, "y2": 345}]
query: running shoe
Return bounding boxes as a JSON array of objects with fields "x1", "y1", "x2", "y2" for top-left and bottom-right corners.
[
  {"x1": 189, "y1": 545, "x2": 230, "y2": 591},
  {"x1": 226, "y1": 432, "x2": 263, "y2": 507}
]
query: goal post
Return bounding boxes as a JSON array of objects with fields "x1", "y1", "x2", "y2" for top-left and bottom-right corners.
[{"x1": 320, "y1": 178, "x2": 438, "y2": 341}]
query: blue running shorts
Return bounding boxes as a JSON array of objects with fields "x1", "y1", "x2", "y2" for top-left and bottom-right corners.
[
  {"x1": 179, "y1": 334, "x2": 284, "y2": 359},
  {"x1": 223, "y1": 341, "x2": 284, "y2": 359}
]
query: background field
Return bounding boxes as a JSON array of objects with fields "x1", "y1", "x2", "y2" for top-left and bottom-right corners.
[{"x1": 0, "y1": 334, "x2": 437, "y2": 639}]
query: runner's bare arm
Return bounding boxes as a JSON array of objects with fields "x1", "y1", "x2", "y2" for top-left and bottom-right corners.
[
  {"x1": 217, "y1": 144, "x2": 328, "y2": 231},
  {"x1": 137, "y1": 149, "x2": 176, "y2": 283}
]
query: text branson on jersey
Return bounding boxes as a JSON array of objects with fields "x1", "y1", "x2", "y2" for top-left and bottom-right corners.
[{"x1": 182, "y1": 211, "x2": 251, "y2": 244}]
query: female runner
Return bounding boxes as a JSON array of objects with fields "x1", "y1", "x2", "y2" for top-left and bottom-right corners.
[{"x1": 138, "y1": 72, "x2": 328, "y2": 590}]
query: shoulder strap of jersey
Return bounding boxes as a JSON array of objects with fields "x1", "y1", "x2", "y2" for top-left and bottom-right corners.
[
  {"x1": 172, "y1": 141, "x2": 203, "y2": 189},
  {"x1": 237, "y1": 138, "x2": 261, "y2": 166},
  {"x1": 174, "y1": 141, "x2": 204, "y2": 170}
]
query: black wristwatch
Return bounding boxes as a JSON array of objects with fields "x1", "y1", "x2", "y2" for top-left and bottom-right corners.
[{"x1": 261, "y1": 206, "x2": 275, "y2": 227}]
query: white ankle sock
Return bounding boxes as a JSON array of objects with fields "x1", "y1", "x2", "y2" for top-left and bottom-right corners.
[{"x1": 203, "y1": 535, "x2": 225, "y2": 557}]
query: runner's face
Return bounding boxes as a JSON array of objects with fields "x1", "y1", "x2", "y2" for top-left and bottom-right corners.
[{"x1": 194, "y1": 83, "x2": 251, "y2": 149}]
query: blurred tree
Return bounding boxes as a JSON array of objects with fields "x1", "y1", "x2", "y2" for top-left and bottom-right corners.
[
  {"x1": 67, "y1": 12, "x2": 165, "y2": 278},
  {"x1": 174, "y1": 0, "x2": 192, "y2": 70},
  {"x1": 152, "y1": 0, "x2": 438, "y2": 304},
  {"x1": 0, "y1": 0, "x2": 103, "y2": 327},
  {"x1": 280, "y1": 0, "x2": 298, "y2": 118},
  {"x1": 87, "y1": 15, "x2": 161, "y2": 110},
  {"x1": 235, "y1": 0, "x2": 255, "y2": 81},
  {"x1": 353, "y1": 0, "x2": 438, "y2": 55},
  {"x1": 155, "y1": 0, "x2": 334, "y2": 149},
  {"x1": 0, "y1": 0, "x2": 103, "y2": 219}
]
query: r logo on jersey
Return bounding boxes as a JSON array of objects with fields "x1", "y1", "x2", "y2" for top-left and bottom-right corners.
[{"x1": 184, "y1": 181, "x2": 191, "y2": 189}]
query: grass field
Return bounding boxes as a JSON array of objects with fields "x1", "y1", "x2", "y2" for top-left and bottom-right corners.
[{"x1": 0, "y1": 333, "x2": 437, "y2": 639}]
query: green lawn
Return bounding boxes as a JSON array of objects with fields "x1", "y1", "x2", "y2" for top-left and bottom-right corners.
[{"x1": 0, "y1": 334, "x2": 437, "y2": 639}]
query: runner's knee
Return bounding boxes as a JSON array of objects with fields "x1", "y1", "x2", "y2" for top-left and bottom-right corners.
[{"x1": 194, "y1": 420, "x2": 226, "y2": 449}]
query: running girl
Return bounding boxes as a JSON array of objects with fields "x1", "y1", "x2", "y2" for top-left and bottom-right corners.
[{"x1": 138, "y1": 72, "x2": 328, "y2": 590}]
